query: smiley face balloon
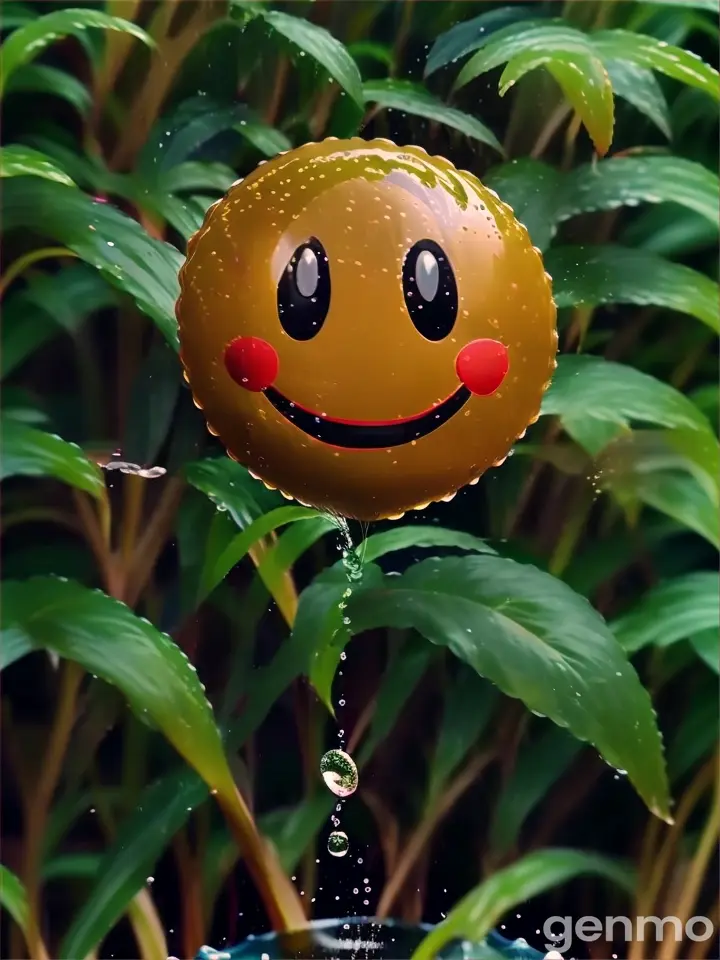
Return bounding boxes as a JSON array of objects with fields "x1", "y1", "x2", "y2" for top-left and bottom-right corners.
[{"x1": 177, "y1": 138, "x2": 557, "y2": 521}]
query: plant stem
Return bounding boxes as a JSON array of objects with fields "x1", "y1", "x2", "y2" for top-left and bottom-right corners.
[
  {"x1": 0, "y1": 248, "x2": 77, "y2": 299},
  {"x1": 23, "y1": 660, "x2": 84, "y2": 960}
]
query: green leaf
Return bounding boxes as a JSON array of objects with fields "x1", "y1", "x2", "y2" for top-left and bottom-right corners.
[
  {"x1": 255, "y1": 516, "x2": 337, "y2": 601},
  {"x1": 425, "y1": 6, "x2": 543, "y2": 77},
  {"x1": 1, "y1": 578, "x2": 234, "y2": 794},
  {"x1": 622, "y1": 203, "x2": 718, "y2": 257},
  {"x1": 0, "y1": 420, "x2": 105, "y2": 499},
  {"x1": 185, "y1": 456, "x2": 282, "y2": 528},
  {"x1": 453, "y1": 22, "x2": 595, "y2": 93},
  {"x1": 360, "y1": 525, "x2": 495, "y2": 565},
  {"x1": 546, "y1": 245, "x2": 720, "y2": 331},
  {"x1": 500, "y1": 49, "x2": 614, "y2": 155},
  {"x1": 690, "y1": 629, "x2": 719, "y2": 673},
  {"x1": 489, "y1": 725, "x2": 583, "y2": 856},
  {"x1": 345, "y1": 556, "x2": 671, "y2": 820},
  {"x1": 668, "y1": 684, "x2": 718, "y2": 781},
  {"x1": 165, "y1": 161, "x2": 238, "y2": 195},
  {"x1": 259, "y1": 9, "x2": 363, "y2": 107},
  {"x1": 61, "y1": 771, "x2": 206, "y2": 960},
  {"x1": 0, "y1": 144, "x2": 75, "y2": 185},
  {"x1": 591, "y1": 30, "x2": 720, "y2": 102},
  {"x1": 123, "y1": 339, "x2": 181, "y2": 468},
  {"x1": 43, "y1": 853, "x2": 100, "y2": 881},
  {"x1": 412, "y1": 848, "x2": 634, "y2": 960},
  {"x1": 613, "y1": 572, "x2": 720, "y2": 654},
  {"x1": 560, "y1": 156, "x2": 719, "y2": 226},
  {"x1": 605, "y1": 59, "x2": 671, "y2": 138},
  {"x1": 0, "y1": 864, "x2": 28, "y2": 934},
  {"x1": 347, "y1": 41, "x2": 393, "y2": 67},
  {"x1": 485, "y1": 159, "x2": 565, "y2": 251},
  {"x1": 428, "y1": 668, "x2": 498, "y2": 802},
  {"x1": 0, "y1": 8, "x2": 153, "y2": 95},
  {"x1": 362, "y1": 80, "x2": 503, "y2": 154},
  {"x1": 5, "y1": 63, "x2": 91, "y2": 114},
  {"x1": 2, "y1": 177, "x2": 183, "y2": 350},
  {"x1": 541, "y1": 355, "x2": 713, "y2": 453}
]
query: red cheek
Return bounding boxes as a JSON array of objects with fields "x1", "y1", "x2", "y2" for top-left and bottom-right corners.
[
  {"x1": 224, "y1": 336, "x2": 279, "y2": 391},
  {"x1": 455, "y1": 339, "x2": 509, "y2": 396}
]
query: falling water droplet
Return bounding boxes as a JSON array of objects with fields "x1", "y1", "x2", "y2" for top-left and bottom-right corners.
[
  {"x1": 327, "y1": 830, "x2": 349, "y2": 857},
  {"x1": 320, "y1": 748, "x2": 358, "y2": 797}
]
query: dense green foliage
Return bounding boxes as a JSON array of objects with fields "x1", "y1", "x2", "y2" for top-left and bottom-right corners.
[{"x1": 1, "y1": 1, "x2": 718, "y2": 959}]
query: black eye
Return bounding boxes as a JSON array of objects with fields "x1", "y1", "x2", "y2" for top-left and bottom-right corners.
[
  {"x1": 277, "y1": 237, "x2": 331, "y2": 341},
  {"x1": 402, "y1": 239, "x2": 458, "y2": 341}
]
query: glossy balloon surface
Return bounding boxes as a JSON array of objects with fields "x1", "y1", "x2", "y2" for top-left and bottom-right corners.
[{"x1": 177, "y1": 138, "x2": 557, "y2": 520}]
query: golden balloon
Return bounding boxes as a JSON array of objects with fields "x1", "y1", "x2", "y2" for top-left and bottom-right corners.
[{"x1": 176, "y1": 138, "x2": 557, "y2": 521}]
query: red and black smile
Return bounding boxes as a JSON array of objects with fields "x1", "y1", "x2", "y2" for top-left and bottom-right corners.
[{"x1": 263, "y1": 384, "x2": 471, "y2": 449}]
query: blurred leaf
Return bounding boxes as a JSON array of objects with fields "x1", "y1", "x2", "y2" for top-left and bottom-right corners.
[
  {"x1": 347, "y1": 41, "x2": 393, "y2": 67},
  {"x1": 360, "y1": 525, "x2": 495, "y2": 565},
  {"x1": 489, "y1": 725, "x2": 583, "y2": 856},
  {"x1": 165, "y1": 161, "x2": 237, "y2": 195},
  {"x1": 346, "y1": 556, "x2": 671, "y2": 820},
  {"x1": 0, "y1": 420, "x2": 105, "y2": 499},
  {"x1": 591, "y1": 30, "x2": 720, "y2": 102},
  {"x1": 690, "y1": 628, "x2": 718, "y2": 672},
  {"x1": 622, "y1": 203, "x2": 718, "y2": 257},
  {"x1": 605, "y1": 59, "x2": 671, "y2": 138},
  {"x1": 561, "y1": 156, "x2": 719, "y2": 225},
  {"x1": 428, "y1": 668, "x2": 498, "y2": 803},
  {"x1": 43, "y1": 853, "x2": 100, "y2": 881},
  {"x1": 668, "y1": 684, "x2": 718, "y2": 781},
  {"x1": 412, "y1": 849, "x2": 634, "y2": 960},
  {"x1": 2, "y1": 178, "x2": 183, "y2": 349},
  {"x1": 0, "y1": 8, "x2": 153, "y2": 94},
  {"x1": 542, "y1": 355, "x2": 713, "y2": 453},
  {"x1": 1, "y1": 577, "x2": 234, "y2": 794},
  {"x1": 425, "y1": 6, "x2": 542, "y2": 77},
  {"x1": 637, "y1": 0, "x2": 719, "y2": 10},
  {"x1": 123, "y1": 339, "x2": 181, "y2": 468},
  {"x1": 499, "y1": 49, "x2": 614, "y2": 156},
  {"x1": 613, "y1": 572, "x2": 719, "y2": 654},
  {"x1": 362, "y1": 79, "x2": 503, "y2": 153},
  {"x1": 61, "y1": 771, "x2": 206, "y2": 960},
  {"x1": 608, "y1": 468, "x2": 719, "y2": 546},
  {"x1": 6, "y1": 63, "x2": 91, "y2": 114},
  {"x1": 547, "y1": 245, "x2": 720, "y2": 331},
  {"x1": 485, "y1": 158, "x2": 565, "y2": 251},
  {"x1": 453, "y1": 22, "x2": 595, "y2": 92},
  {"x1": 257, "y1": 8, "x2": 363, "y2": 107},
  {"x1": 0, "y1": 144, "x2": 75, "y2": 185},
  {"x1": 0, "y1": 2, "x2": 36, "y2": 30},
  {"x1": 0, "y1": 864, "x2": 28, "y2": 935}
]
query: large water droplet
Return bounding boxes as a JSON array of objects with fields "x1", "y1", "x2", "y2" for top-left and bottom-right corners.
[
  {"x1": 327, "y1": 830, "x2": 349, "y2": 857},
  {"x1": 320, "y1": 749, "x2": 358, "y2": 797}
]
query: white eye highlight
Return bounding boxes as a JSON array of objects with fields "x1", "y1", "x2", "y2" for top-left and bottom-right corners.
[
  {"x1": 296, "y1": 247, "x2": 319, "y2": 297},
  {"x1": 415, "y1": 249, "x2": 439, "y2": 301}
]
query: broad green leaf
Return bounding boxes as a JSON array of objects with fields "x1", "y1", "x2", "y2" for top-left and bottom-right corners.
[
  {"x1": 489, "y1": 724, "x2": 583, "y2": 856},
  {"x1": 608, "y1": 467, "x2": 719, "y2": 547},
  {"x1": 541, "y1": 355, "x2": 713, "y2": 452},
  {"x1": 345, "y1": 556, "x2": 671, "y2": 820},
  {"x1": 347, "y1": 41, "x2": 393, "y2": 67},
  {"x1": 0, "y1": 8, "x2": 153, "y2": 95},
  {"x1": 0, "y1": 2, "x2": 36, "y2": 30},
  {"x1": 165, "y1": 161, "x2": 237, "y2": 195},
  {"x1": 622, "y1": 203, "x2": 719, "y2": 257},
  {"x1": 185, "y1": 456, "x2": 282, "y2": 528},
  {"x1": 61, "y1": 771, "x2": 207, "y2": 960},
  {"x1": 2, "y1": 177, "x2": 183, "y2": 349},
  {"x1": 560, "y1": 157, "x2": 719, "y2": 226},
  {"x1": 453, "y1": 23, "x2": 596, "y2": 93},
  {"x1": 546, "y1": 245, "x2": 720, "y2": 331},
  {"x1": 239, "y1": 119, "x2": 293, "y2": 158},
  {"x1": 1, "y1": 577, "x2": 234, "y2": 794},
  {"x1": 425, "y1": 6, "x2": 541, "y2": 77},
  {"x1": 43, "y1": 854, "x2": 100, "y2": 881},
  {"x1": 637, "y1": 0, "x2": 719, "y2": 10},
  {"x1": 485, "y1": 159, "x2": 565, "y2": 251},
  {"x1": 0, "y1": 420, "x2": 105, "y2": 499},
  {"x1": 591, "y1": 30, "x2": 720, "y2": 101},
  {"x1": 123, "y1": 339, "x2": 181, "y2": 468},
  {"x1": 259, "y1": 9, "x2": 363, "y2": 107},
  {"x1": 412, "y1": 849, "x2": 634, "y2": 960},
  {"x1": 605, "y1": 59, "x2": 671, "y2": 138},
  {"x1": 428, "y1": 668, "x2": 498, "y2": 803},
  {"x1": 360, "y1": 525, "x2": 495, "y2": 565},
  {"x1": 0, "y1": 865, "x2": 28, "y2": 934},
  {"x1": 499, "y1": 49, "x2": 614, "y2": 156},
  {"x1": 256, "y1": 516, "x2": 337, "y2": 600},
  {"x1": 613, "y1": 572, "x2": 720, "y2": 654},
  {"x1": 0, "y1": 144, "x2": 74, "y2": 185},
  {"x1": 362, "y1": 80, "x2": 503, "y2": 154},
  {"x1": 667, "y1": 685, "x2": 718, "y2": 782},
  {"x1": 6, "y1": 63, "x2": 91, "y2": 114}
]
